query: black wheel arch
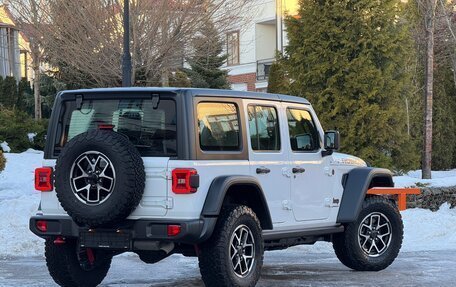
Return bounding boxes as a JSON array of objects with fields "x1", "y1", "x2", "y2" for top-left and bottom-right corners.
[
  {"x1": 201, "y1": 175, "x2": 273, "y2": 230},
  {"x1": 337, "y1": 167, "x2": 394, "y2": 224}
]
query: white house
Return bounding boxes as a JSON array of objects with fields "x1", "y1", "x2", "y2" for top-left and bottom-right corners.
[
  {"x1": 0, "y1": 21, "x2": 21, "y2": 81},
  {"x1": 0, "y1": 4, "x2": 32, "y2": 82},
  {"x1": 225, "y1": 0, "x2": 299, "y2": 92}
]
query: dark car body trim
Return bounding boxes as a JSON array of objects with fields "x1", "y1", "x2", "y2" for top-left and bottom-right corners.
[
  {"x1": 60, "y1": 87, "x2": 311, "y2": 105},
  {"x1": 30, "y1": 215, "x2": 217, "y2": 246},
  {"x1": 336, "y1": 167, "x2": 394, "y2": 223},
  {"x1": 263, "y1": 225, "x2": 344, "y2": 241},
  {"x1": 202, "y1": 175, "x2": 273, "y2": 229}
]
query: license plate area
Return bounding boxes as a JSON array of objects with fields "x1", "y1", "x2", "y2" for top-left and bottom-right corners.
[{"x1": 80, "y1": 230, "x2": 132, "y2": 250}]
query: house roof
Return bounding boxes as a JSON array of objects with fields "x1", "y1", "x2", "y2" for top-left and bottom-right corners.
[
  {"x1": 0, "y1": 4, "x2": 30, "y2": 43},
  {"x1": 0, "y1": 4, "x2": 16, "y2": 26}
]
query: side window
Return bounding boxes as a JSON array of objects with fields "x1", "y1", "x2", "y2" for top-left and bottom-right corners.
[
  {"x1": 287, "y1": 108, "x2": 320, "y2": 152},
  {"x1": 197, "y1": 102, "x2": 240, "y2": 151},
  {"x1": 227, "y1": 31, "x2": 240, "y2": 66},
  {"x1": 248, "y1": 105, "x2": 280, "y2": 151}
]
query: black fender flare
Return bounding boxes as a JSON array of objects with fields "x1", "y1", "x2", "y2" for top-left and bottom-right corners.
[
  {"x1": 201, "y1": 175, "x2": 273, "y2": 229},
  {"x1": 337, "y1": 167, "x2": 394, "y2": 223}
]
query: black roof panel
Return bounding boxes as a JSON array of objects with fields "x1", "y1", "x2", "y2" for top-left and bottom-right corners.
[{"x1": 60, "y1": 87, "x2": 310, "y2": 105}]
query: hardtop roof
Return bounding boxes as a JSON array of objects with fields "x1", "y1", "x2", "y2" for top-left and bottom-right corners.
[{"x1": 59, "y1": 87, "x2": 311, "y2": 105}]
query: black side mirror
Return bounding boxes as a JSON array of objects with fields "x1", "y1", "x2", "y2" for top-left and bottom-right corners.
[{"x1": 322, "y1": 131, "x2": 340, "y2": 157}]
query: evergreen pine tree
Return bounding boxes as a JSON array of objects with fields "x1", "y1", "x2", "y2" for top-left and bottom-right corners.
[
  {"x1": 39, "y1": 74, "x2": 66, "y2": 118},
  {"x1": 267, "y1": 53, "x2": 290, "y2": 94},
  {"x1": 1, "y1": 77, "x2": 18, "y2": 109},
  {"x1": 282, "y1": 0, "x2": 418, "y2": 170},
  {"x1": 17, "y1": 78, "x2": 32, "y2": 112},
  {"x1": 431, "y1": 68, "x2": 456, "y2": 170},
  {"x1": 0, "y1": 77, "x2": 4, "y2": 107},
  {"x1": 185, "y1": 22, "x2": 230, "y2": 89},
  {"x1": 169, "y1": 70, "x2": 192, "y2": 87}
]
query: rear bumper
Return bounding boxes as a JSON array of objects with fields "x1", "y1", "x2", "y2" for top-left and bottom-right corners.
[{"x1": 29, "y1": 215, "x2": 217, "y2": 247}]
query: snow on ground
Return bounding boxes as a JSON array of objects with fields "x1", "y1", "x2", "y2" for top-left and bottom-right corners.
[
  {"x1": 394, "y1": 169, "x2": 456, "y2": 187},
  {"x1": 0, "y1": 150, "x2": 44, "y2": 258},
  {"x1": 0, "y1": 151, "x2": 455, "y2": 258},
  {"x1": 293, "y1": 203, "x2": 456, "y2": 254}
]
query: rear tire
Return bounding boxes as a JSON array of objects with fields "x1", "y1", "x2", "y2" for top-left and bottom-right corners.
[
  {"x1": 45, "y1": 239, "x2": 112, "y2": 287},
  {"x1": 333, "y1": 196, "x2": 403, "y2": 271},
  {"x1": 198, "y1": 205, "x2": 264, "y2": 287}
]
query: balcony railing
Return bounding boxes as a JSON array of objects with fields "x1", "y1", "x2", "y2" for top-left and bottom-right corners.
[{"x1": 256, "y1": 58, "x2": 275, "y2": 81}]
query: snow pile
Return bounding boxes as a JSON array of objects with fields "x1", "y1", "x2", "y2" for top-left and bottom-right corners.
[
  {"x1": 27, "y1": 133, "x2": 37, "y2": 142},
  {"x1": 0, "y1": 152, "x2": 456, "y2": 258},
  {"x1": 402, "y1": 203, "x2": 456, "y2": 251},
  {"x1": 1, "y1": 141, "x2": 11, "y2": 153},
  {"x1": 293, "y1": 203, "x2": 456, "y2": 254},
  {"x1": 0, "y1": 150, "x2": 44, "y2": 258},
  {"x1": 395, "y1": 169, "x2": 456, "y2": 188}
]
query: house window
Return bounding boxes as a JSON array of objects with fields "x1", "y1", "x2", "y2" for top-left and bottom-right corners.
[
  {"x1": 227, "y1": 31, "x2": 240, "y2": 66},
  {"x1": 20, "y1": 51, "x2": 28, "y2": 79}
]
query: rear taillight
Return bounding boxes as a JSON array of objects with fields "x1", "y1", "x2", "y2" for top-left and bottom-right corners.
[
  {"x1": 36, "y1": 220, "x2": 48, "y2": 232},
  {"x1": 167, "y1": 225, "x2": 181, "y2": 237},
  {"x1": 172, "y1": 168, "x2": 199, "y2": 194},
  {"x1": 35, "y1": 167, "x2": 53, "y2": 192}
]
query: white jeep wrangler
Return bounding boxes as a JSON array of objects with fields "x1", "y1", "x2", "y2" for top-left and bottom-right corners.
[{"x1": 30, "y1": 88, "x2": 403, "y2": 287}]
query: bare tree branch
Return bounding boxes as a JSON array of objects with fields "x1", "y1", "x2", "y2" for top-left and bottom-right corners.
[{"x1": 8, "y1": 0, "x2": 258, "y2": 87}]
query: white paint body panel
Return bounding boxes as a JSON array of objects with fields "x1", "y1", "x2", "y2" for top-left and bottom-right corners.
[
  {"x1": 244, "y1": 99, "x2": 292, "y2": 226},
  {"x1": 39, "y1": 99, "x2": 367, "y2": 234},
  {"x1": 285, "y1": 105, "x2": 333, "y2": 223},
  {"x1": 41, "y1": 158, "x2": 172, "y2": 219}
]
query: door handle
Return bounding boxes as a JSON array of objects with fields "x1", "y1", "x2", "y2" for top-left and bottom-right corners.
[
  {"x1": 292, "y1": 167, "x2": 306, "y2": 174},
  {"x1": 256, "y1": 167, "x2": 271, "y2": 174}
]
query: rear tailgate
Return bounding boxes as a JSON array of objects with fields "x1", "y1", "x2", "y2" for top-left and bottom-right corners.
[
  {"x1": 129, "y1": 157, "x2": 169, "y2": 218},
  {"x1": 39, "y1": 158, "x2": 170, "y2": 217}
]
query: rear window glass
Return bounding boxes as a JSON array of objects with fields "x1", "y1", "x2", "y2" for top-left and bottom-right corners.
[
  {"x1": 197, "y1": 102, "x2": 240, "y2": 151},
  {"x1": 56, "y1": 98, "x2": 177, "y2": 157}
]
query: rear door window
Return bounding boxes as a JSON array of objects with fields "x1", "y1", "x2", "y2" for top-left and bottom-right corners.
[
  {"x1": 247, "y1": 105, "x2": 280, "y2": 151},
  {"x1": 197, "y1": 102, "x2": 240, "y2": 151},
  {"x1": 57, "y1": 98, "x2": 177, "y2": 157}
]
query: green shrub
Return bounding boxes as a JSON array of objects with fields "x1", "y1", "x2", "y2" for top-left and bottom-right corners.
[
  {"x1": 0, "y1": 150, "x2": 5, "y2": 173},
  {"x1": 169, "y1": 70, "x2": 191, "y2": 88},
  {"x1": 31, "y1": 119, "x2": 49, "y2": 151},
  {"x1": 0, "y1": 76, "x2": 18, "y2": 108},
  {"x1": 0, "y1": 107, "x2": 46, "y2": 153}
]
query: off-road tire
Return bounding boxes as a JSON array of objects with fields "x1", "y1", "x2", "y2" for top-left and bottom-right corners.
[
  {"x1": 54, "y1": 130, "x2": 145, "y2": 227},
  {"x1": 198, "y1": 205, "x2": 264, "y2": 287},
  {"x1": 333, "y1": 196, "x2": 403, "y2": 271},
  {"x1": 45, "y1": 239, "x2": 112, "y2": 287}
]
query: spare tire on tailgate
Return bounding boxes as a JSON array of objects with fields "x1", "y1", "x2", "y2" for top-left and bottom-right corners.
[{"x1": 55, "y1": 129, "x2": 145, "y2": 227}]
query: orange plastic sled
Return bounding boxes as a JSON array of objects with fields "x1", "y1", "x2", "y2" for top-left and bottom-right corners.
[{"x1": 367, "y1": 188, "x2": 421, "y2": 211}]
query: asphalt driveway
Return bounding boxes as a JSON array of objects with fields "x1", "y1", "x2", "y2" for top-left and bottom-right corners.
[{"x1": 0, "y1": 249, "x2": 453, "y2": 287}]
